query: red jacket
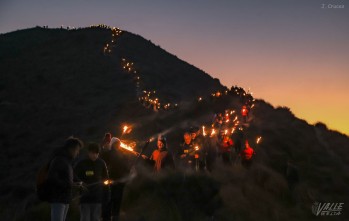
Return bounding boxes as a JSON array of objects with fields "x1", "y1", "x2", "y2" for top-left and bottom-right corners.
[
  {"x1": 240, "y1": 147, "x2": 254, "y2": 160},
  {"x1": 241, "y1": 108, "x2": 248, "y2": 117}
]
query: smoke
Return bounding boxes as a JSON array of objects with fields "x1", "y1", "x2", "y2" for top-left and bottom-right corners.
[{"x1": 118, "y1": 160, "x2": 313, "y2": 221}]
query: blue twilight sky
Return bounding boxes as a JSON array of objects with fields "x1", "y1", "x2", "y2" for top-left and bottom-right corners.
[{"x1": 1, "y1": 0, "x2": 349, "y2": 134}]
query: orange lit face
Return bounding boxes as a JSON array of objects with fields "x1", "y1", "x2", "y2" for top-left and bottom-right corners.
[
  {"x1": 157, "y1": 140, "x2": 164, "y2": 150},
  {"x1": 184, "y1": 133, "x2": 192, "y2": 144}
]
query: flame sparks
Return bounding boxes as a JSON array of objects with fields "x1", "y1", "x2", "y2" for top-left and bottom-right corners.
[
  {"x1": 256, "y1": 136, "x2": 262, "y2": 144},
  {"x1": 104, "y1": 180, "x2": 113, "y2": 185},
  {"x1": 202, "y1": 126, "x2": 206, "y2": 136}
]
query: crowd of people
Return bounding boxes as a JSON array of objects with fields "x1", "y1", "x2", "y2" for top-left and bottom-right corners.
[{"x1": 37, "y1": 105, "x2": 257, "y2": 221}]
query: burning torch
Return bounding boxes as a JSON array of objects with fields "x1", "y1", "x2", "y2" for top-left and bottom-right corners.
[
  {"x1": 202, "y1": 126, "x2": 206, "y2": 137},
  {"x1": 256, "y1": 136, "x2": 262, "y2": 145},
  {"x1": 210, "y1": 128, "x2": 216, "y2": 137},
  {"x1": 194, "y1": 145, "x2": 200, "y2": 171}
]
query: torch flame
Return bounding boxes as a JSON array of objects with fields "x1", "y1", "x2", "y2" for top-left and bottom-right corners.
[
  {"x1": 122, "y1": 125, "x2": 128, "y2": 134},
  {"x1": 120, "y1": 142, "x2": 134, "y2": 152},
  {"x1": 211, "y1": 128, "x2": 216, "y2": 136},
  {"x1": 104, "y1": 180, "x2": 113, "y2": 185}
]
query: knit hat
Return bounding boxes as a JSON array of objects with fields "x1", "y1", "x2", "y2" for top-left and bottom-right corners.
[{"x1": 109, "y1": 137, "x2": 121, "y2": 149}]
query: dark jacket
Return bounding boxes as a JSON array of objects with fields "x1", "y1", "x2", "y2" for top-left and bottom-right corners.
[
  {"x1": 177, "y1": 142, "x2": 195, "y2": 161},
  {"x1": 74, "y1": 158, "x2": 109, "y2": 203},
  {"x1": 100, "y1": 148, "x2": 130, "y2": 180},
  {"x1": 47, "y1": 151, "x2": 74, "y2": 204}
]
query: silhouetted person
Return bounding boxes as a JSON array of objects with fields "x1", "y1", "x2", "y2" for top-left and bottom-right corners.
[
  {"x1": 100, "y1": 137, "x2": 130, "y2": 221},
  {"x1": 205, "y1": 135, "x2": 218, "y2": 172},
  {"x1": 232, "y1": 128, "x2": 243, "y2": 164},
  {"x1": 47, "y1": 137, "x2": 83, "y2": 221},
  {"x1": 101, "y1": 133, "x2": 112, "y2": 150},
  {"x1": 75, "y1": 143, "x2": 109, "y2": 221}
]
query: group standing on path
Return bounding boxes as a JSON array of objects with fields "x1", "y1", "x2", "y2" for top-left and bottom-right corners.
[{"x1": 37, "y1": 104, "x2": 257, "y2": 221}]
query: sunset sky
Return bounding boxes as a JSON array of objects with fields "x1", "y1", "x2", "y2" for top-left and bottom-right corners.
[{"x1": 1, "y1": 0, "x2": 348, "y2": 135}]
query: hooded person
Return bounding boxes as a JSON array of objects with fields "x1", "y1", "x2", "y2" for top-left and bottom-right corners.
[{"x1": 100, "y1": 137, "x2": 131, "y2": 221}]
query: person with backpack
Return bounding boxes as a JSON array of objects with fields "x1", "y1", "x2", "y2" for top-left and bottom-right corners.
[
  {"x1": 46, "y1": 137, "x2": 84, "y2": 221},
  {"x1": 74, "y1": 143, "x2": 109, "y2": 221}
]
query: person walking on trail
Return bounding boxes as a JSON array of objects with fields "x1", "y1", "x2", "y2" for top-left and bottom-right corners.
[
  {"x1": 177, "y1": 132, "x2": 196, "y2": 170},
  {"x1": 240, "y1": 140, "x2": 255, "y2": 168},
  {"x1": 241, "y1": 105, "x2": 249, "y2": 123},
  {"x1": 216, "y1": 131, "x2": 234, "y2": 165},
  {"x1": 47, "y1": 137, "x2": 84, "y2": 221},
  {"x1": 232, "y1": 128, "x2": 243, "y2": 164},
  {"x1": 190, "y1": 126, "x2": 206, "y2": 171},
  {"x1": 74, "y1": 143, "x2": 109, "y2": 221},
  {"x1": 142, "y1": 136, "x2": 175, "y2": 172},
  {"x1": 100, "y1": 137, "x2": 130, "y2": 221}
]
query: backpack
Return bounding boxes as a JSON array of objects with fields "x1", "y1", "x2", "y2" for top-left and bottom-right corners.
[{"x1": 36, "y1": 162, "x2": 51, "y2": 201}]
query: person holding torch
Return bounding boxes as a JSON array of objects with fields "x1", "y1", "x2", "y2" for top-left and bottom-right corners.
[
  {"x1": 142, "y1": 136, "x2": 175, "y2": 172},
  {"x1": 74, "y1": 143, "x2": 109, "y2": 221},
  {"x1": 216, "y1": 130, "x2": 234, "y2": 165},
  {"x1": 100, "y1": 137, "x2": 130, "y2": 221}
]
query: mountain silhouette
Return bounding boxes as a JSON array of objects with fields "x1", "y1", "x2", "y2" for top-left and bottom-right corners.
[{"x1": 0, "y1": 26, "x2": 348, "y2": 221}]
